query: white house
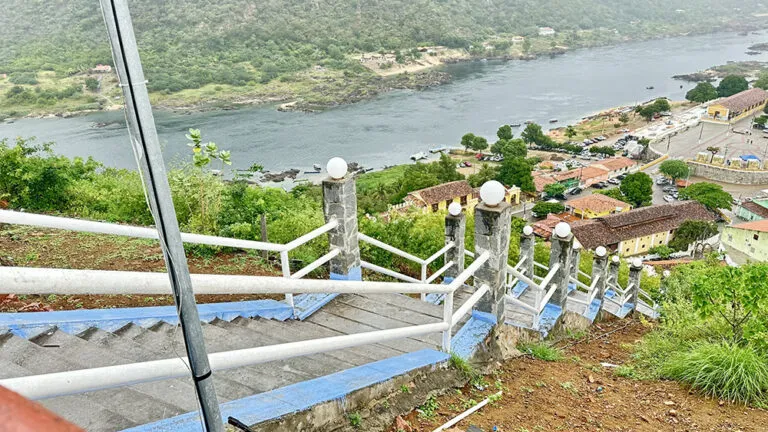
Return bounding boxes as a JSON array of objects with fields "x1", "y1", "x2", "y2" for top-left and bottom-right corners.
[{"x1": 538, "y1": 27, "x2": 556, "y2": 36}]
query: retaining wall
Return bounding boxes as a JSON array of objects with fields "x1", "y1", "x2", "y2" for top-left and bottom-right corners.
[{"x1": 687, "y1": 161, "x2": 768, "y2": 185}]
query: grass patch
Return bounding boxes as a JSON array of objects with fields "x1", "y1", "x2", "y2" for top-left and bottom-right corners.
[
  {"x1": 661, "y1": 342, "x2": 768, "y2": 406},
  {"x1": 517, "y1": 341, "x2": 563, "y2": 362}
]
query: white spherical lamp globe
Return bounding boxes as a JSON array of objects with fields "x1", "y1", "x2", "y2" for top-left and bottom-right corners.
[
  {"x1": 554, "y1": 222, "x2": 571, "y2": 239},
  {"x1": 573, "y1": 240, "x2": 582, "y2": 250},
  {"x1": 479, "y1": 181, "x2": 506, "y2": 206},
  {"x1": 595, "y1": 246, "x2": 607, "y2": 257},
  {"x1": 326, "y1": 157, "x2": 348, "y2": 180},
  {"x1": 523, "y1": 225, "x2": 534, "y2": 236},
  {"x1": 632, "y1": 258, "x2": 643, "y2": 268},
  {"x1": 612, "y1": 255, "x2": 620, "y2": 264},
  {"x1": 448, "y1": 202, "x2": 462, "y2": 216}
]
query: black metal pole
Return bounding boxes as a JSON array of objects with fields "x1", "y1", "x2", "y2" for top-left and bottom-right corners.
[{"x1": 98, "y1": 1, "x2": 223, "y2": 430}]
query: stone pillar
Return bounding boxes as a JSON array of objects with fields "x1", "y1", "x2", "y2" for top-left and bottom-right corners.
[
  {"x1": 569, "y1": 243, "x2": 582, "y2": 283},
  {"x1": 548, "y1": 223, "x2": 574, "y2": 309},
  {"x1": 323, "y1": 176, "x2": 361, "y2": 281},
  {"x1": 443, "y1": 212, "x2": 466, "y2": 282},
  {"x1": 474, "y1": 201, "x2": 513, "y2": 323},
  {"x1": 628, "y1": 258, "x2": 643, "y2": 312},
  {"x1": 591, "y1": 247, "x2": 609, "y2": 301},
  {"x1": 520, "y1": 226, "x2": 535, "y2": 280},
  {"x1": 608, "y1": 255, "x2": 620, "y2": 291}
]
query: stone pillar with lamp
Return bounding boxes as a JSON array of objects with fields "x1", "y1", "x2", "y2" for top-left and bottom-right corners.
[{"x1": 322, "y1": 157, "x2": 361, "y2": 281}]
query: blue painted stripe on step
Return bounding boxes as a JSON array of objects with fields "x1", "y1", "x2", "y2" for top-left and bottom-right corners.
[
  {"x1": 424, "y1": 293, "x2": 445, "y2": 305},
  {"x1": 510, "y1": 280, "x2": 528, "y2": 298},
  {"x1": 451, "y1": 313, "x2": 495, "y2": 360},
  {"x1": 0, "y1": 300, "x2": 294, "y2": 339},
  {"x1": 471, "y1": 310, "x2": 497, "y2": 325},
  {"x1": 121, "y1": 349, "x2": 450, "y2": 432},
  {"x1": 538, "y1": 303, "x2": 563, "y2": 338},
  {"x1": 584, "y1": 298, "x2": 602, "y2": 322},
  {"x1": 619, "y1": 302, "x2": 634, "y2": 318},
  {"x1": 294, "y1": 293, "x2": 339, "y2": 320}
]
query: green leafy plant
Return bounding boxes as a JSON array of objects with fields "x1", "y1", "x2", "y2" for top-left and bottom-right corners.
[
  {"x1": 517, "y1": 342, "x2": 563, "y2": 361},
  {"x1": 347, "y1": 412, "x2": 362, "y2": 428},
  {"x1": 417, "y1": 395, "x2": 439, "y2": 420}
]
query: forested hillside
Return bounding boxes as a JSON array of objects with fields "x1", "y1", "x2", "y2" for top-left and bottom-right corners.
[{"x1": 0, "y1": 0, "x2": 765, "y2": 111}]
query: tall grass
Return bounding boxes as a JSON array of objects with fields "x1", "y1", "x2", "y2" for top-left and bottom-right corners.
[
  {"x1": 661, "y1": 342, "x2": 768, "y2": 406},
  {"x1": 517, "y1": 341, "x2": 563, "y2": 362}
]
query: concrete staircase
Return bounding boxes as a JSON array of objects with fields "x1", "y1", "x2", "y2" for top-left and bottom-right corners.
[{"x1": 0, "y1": 293, "x2": 473, "y2": 432}]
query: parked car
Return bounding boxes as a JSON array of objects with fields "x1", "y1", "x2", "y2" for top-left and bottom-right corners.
[
  {"x1": 617, "y1": 174, "x2": 627, "y2": 180},
  {"x1": 567, "y1": 187, "x2": 583, "y2": 195},
  {"x1": 607, "y1": 178, "x2": 620, "y2": 185},
  {"x1": 663, "y1": 195, "x2": 674, "y2": 202},
  {"x1": 733, "y1": 128, "x2": 749, "y2": 135},
  {"x1": 592, "y1": 182, "x2": 607, "y2": 189}
]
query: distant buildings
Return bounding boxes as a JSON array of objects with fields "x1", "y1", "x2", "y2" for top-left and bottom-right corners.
[
  {"x1": 565, "y1": 194, "x2": 630, "y2": 220},
  {"x1": 531, "y1": 157, "x2": 638, "y2": 193},
  {"x1": 722, "y1": 220, "x2": 768, "y2": 262},
  {"x1": 572, "y1": 201, "x2": 717, "y2": 256},
  {"x1": 735, "y1": 198, "x2": 768, "y2": 221},
  {"x1": 511, "y1": 36, "x2": 525, "y2": 44},
  {"x1": 538, "y1": 27, "x2": 556, "y2": 36},
  {"x1": 91, "y1": 64, "x2": 112, "y2": 73},
  {"x1": 705, "y1": 88, "x2": 768, "y2": 123},
  {"x1": 403, "y1": 180, "x2": 520, "y2": 214}
]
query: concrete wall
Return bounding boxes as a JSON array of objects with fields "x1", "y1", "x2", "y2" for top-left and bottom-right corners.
[
  {"x1": 617, "y1": 230, "x2": 672, "y2": 256},
  {"x1": 688, "y1": 161, "x2": 768, "y2": 185},
  {"x1": 723, "y1": 226, "x2": 768, "y2": 262}
]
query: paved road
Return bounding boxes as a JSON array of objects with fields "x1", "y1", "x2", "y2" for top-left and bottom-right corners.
[{"x1": 661, "y1": 115, "x2": 768, "y2": 163}]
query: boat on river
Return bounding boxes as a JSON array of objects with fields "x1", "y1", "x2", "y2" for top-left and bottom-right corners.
[
  {"x1": 429, "y1": 146, "x2": 447, "y2": 153},
  {"x1": 549, "y1": 119, "x2": 558, "y2": 123},
  {"x1": 312, "y1": 163, "x2": 322, "y2": 171},
  {"x1": 410, "y1": 151, "x2": 428, "y2": 161},
  {"x1": 510, "y1": 123, "x2": 522, "y2": 127}
]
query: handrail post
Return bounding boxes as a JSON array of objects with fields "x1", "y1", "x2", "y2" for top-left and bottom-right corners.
[
  {"x1": 591, "y1": 247, "x2": 609, "y2": 301},
  {"x1": 442, "y1": 289, "x2": 453, "y2": 352},
  {"x1": 322, "y1": 168, "x2": 361, "y2": 282},
  {"x1": 608, "y1": 255, "x2": 620, "y2": 291},
  {"x1": 280, "y1": 250, "x2": 294, "y2": 311},
  {"x1": 549, "y1": 223, "x2": 574, "y2": 310},
  {"x1": 474, "y1": 187, "x2": 512, "y2": 323},
  {"x1": 569, "y1": 242, "x2": 582, "y2": 283},
  {"x1": 628, "y1": 258, "x2": 643, "y2": 313},
  {"x1": 444, "y1": 211, "x2": 466, "y2": 283},
  {"x1": 520, "y1": 225, "x2": 535, "y2": 280}
]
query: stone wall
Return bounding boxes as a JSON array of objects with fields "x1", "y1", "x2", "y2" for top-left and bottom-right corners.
[{"x1": 688, "y1": 161, "x2": 768, "y2": 185}]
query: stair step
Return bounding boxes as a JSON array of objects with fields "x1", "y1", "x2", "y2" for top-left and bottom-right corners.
[
  {"x1": 247, "y1": 318, "x2": 400, "y2": 362},
  {"x1": 306, "y1": 310, "x2": 433, "y2": 352},
  {"x1": 0, "y1": 333, "x2": 181, "y2": 428},
  {"x1": 358, "y1": 293, "x2": 443, "y2": 318},
  {"x1": 80, "y1": 326, "x2": 253, "y2": 401}
]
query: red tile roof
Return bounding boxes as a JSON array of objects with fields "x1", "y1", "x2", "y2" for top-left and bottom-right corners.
[
  {"x1": 739, "y1": 201, "x2": 768, "y2": 219},
  {"x1": 717, "y1": 88, "x2": 768, "y2": 112},
  {"x1": 593, "y1": 157, "x2": 635, "y2": 172},
  {"x1": 565, "y1": 194, "x2": 629, "y2": 214},
  {"x1": 408, "y1": 180, "x2": 474, "y2": 206},
  {"x1": 732, "y1": 219, "x2": 768, "y2": 233}
]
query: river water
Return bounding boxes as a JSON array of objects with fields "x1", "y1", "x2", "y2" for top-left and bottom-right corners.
[{"x1": 2, "y1": 31, "x2": 768, "y2": 175}]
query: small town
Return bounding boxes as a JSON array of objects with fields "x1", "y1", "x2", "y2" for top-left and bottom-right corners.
[{"x1": 2, "y1": 2, "x2": 768, "y2": 432}]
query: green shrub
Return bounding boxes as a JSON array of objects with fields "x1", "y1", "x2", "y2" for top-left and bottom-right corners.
[
  {"x1": 517, "y1": 342, "x2": 563, "y2": 361},
  {"x1": 661, "y1": 342, "x2": 768, "y2": 406}
]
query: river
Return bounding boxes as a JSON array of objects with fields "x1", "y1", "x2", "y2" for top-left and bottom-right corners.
[{"x1": 2, "y1": 31, "x2": 768, "y2": 178}]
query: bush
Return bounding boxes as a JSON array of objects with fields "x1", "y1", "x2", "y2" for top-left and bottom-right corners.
[
  {"x1": 661, "y1": 342, "x2": 768, "y2": 406},
  {"x1": 649, "y1": 245, "x2": 673, "y2": 259},
  {"x1": 531, "y1": 201, "x2": 565, "y2": 218}
]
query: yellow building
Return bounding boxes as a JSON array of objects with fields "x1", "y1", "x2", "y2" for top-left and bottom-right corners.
[
  {"x1": 405, "y1": 180, "x2": 520, "y2": 214},
  {"x1": 705, "y1": 88, "x2": 768, "y2": 124},
  {"x1": 565, "y1": 194, "x2": 630, "y2": 220},
  {"x1": 722, "y1": 220, "x2": 768, "y2": 263},
  {"x1": 571, "y1": 201, "x2": 717, "y2": 257}
]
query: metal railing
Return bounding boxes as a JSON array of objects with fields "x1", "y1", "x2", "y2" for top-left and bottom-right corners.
[
  {"x1": 359, "y1": 233, "x2": 455, "y2": 299},
  {"x1": 0, "y1": 210, "x2": 337, "y2": 312}
]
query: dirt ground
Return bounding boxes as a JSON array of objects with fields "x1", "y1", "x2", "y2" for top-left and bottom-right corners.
[
  {"x1": 0, "y1": 225, "x2": 282, "y2": 312},
  {"x1": 390, "y1": 319, "x2": 768, "y2": 432}
]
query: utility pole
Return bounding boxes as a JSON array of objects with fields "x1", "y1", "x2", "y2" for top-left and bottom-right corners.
[{"x1": 98, "y1": 1, "x2": 223, "y2": 430}]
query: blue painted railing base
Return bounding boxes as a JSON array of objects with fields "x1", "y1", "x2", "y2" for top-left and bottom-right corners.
[
  {"x1": 451, "y1": 310, "x2": 497, "y2": 360},
  {"x1": 121, "y1": 349, "x2": 450, "y2": 432},
  {"x1": 0, "y1": 300, "x2": 294, "y2": 340},
  {"x1": 584, "y1": 298, "x2": 602, "y2": 323}
]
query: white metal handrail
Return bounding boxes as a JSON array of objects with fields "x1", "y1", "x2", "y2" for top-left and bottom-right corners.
[
  {"x1": 570, "y1": 276, "x2": 591, "y2": 293},
  {"x1": 3, "y1": 321, "x2": 449, "y2": 400},
  {"x1": 588, "y1": 274, "x2": 602, "y2": 303},
  {"x1": 534, "y1": 261, "x2": 549, "y2": 271},
  {"x1": 0, "y1": 267, "x2": 453, "y2": 295},
  {"x1": 425, "y1": 242, "x2": 455, "y2": 267},
  {"x1": 536, "y1": 262, "x2": 562, "y2": 313},
  {"x1": 425, "y1": 261, "x2": 454, "y2": 284},
  {"x1": 358, "y1": 233, "x2": 425, "y2": 265},
  {"x1": 291, "y1": 249, "x2": 340, "y2": 280},
  {"x1": 578, "y1": 269, "x2": 591, "y2": 279},
  {"x1": 441, "y1": 252, "x2": 490, "y2": 351},
  {"x1": 451, "y1": 284, "x2": 489, "y2": 328},
  {"x1": 360, "y1": 260, "x2": 420, "y2": 283}
]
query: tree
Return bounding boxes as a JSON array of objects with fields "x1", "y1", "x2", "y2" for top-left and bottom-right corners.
[
  {"x1": 679, "y1": 182, "x2": 733, "y2": 211},
  {"x1": 717, "y1": 75, "x2": 748, "y2": 98},
  {"x1": 668, "y1": 220, "x2": 718, "y2": 251},
  {"x1": 461, "y1": 133, "x2": 476, "y2": 152},
  {"x1": 754, "y1": 115, "x2": 768, "y2": 127},
  {"x1": 467, "y1": 164, "x2": 498, "y2": 187},
  {"x1": 638, "y1": 98, "x2": 671, "y2": 121},
  {"x1": 706, "y1": 146, "x2": 721, "y2": 162},
  {"x1": 532, "y1": 201, "x2": 565, "y2": 218},
  {"x1": 754, "y1": 71, "x2": 768, "y2": 91},
  {"x1": 619, "y1": 172, "x2": 653, "y2": 207},
  {"x1": 471, "y1": 136, "x2": 489, "y2": 152},
  {"x1": 497, "y1": 157, "x2": 534, "y2": 192},
  {"x1": 685, "y1": 82, "x2": 718, "y2": 103},
  {"x1": 492, "y1": 138, "x2": 527, "y2": 159},
  {"x1": 543, "y1": 183, "x2": 566, "y2": 198},
  {"x1": 659, "y1": 159, "x2": 690, "y2": 182},
  {"x1": 85, "y1": 78, "x2": 100, "y2": 92},
  {"x1": 521, "y1": 123, "x2": 545, "y2": 145},
  {"x1": 434, "y1": 153, "x2": 463, "y2": 183},
  {"x1": 522, "y1": 39, "x2": 532, "y2": 54},
  {"x1": 565, "y1": 125, "x2": 577, "y2": 140},
  {"x1": 619, "y1": 113, "x2": 630, "y2": 125},
  {"x1": 589, "y1": 146, "x2": 616, "y2": 156},
  {"x1": 497, "y1": 125, "x2": 514, "y2": 140},
  {"x1": 595, "y1": 188, "x2": 630, "y2": 204},
  {"x1": 649, "y1": 245, "x2": 673, "y2": 259}
]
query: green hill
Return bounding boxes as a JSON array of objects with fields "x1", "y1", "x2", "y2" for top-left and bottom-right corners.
[{"x1": 0, "y1": 0, "x2": 765, "y2": 114}]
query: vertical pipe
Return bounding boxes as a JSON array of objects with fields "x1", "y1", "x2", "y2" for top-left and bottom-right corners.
[
  {"x1": 421, "y1": 263, "x2": 428, "y2": 301},
  {"x1": 281, "y1": 250, "x2": 294, "y2": 312},
  {"x1": 98, "y1": 1, "x2": 222, "y2": 430},
  {"x1": 442, "y1": 288, "x2": 453, "y2": 352}
]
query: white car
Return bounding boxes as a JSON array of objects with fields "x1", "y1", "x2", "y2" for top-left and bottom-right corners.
[{"x1": 663, "y1": 195, "x2": 674, "y2": 202}]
